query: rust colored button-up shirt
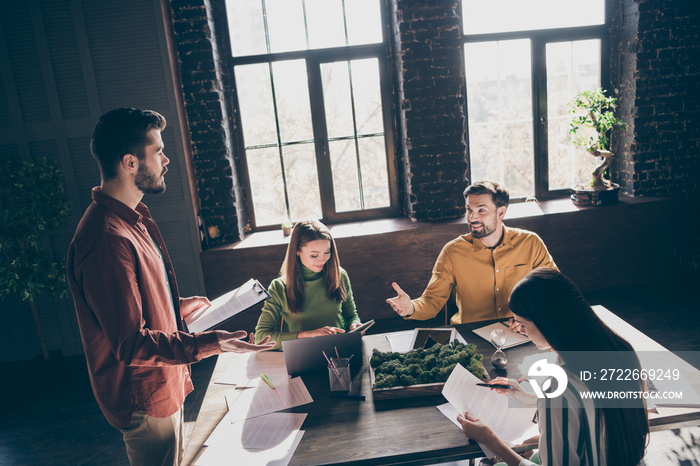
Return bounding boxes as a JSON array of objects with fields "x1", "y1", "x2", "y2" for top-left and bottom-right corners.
[
  {"x1": 67, "y1": 188, "x2": 221, "y2": 429},
  {"x1": 410, "y1": 225, "x2": 557, "y2": 324}
]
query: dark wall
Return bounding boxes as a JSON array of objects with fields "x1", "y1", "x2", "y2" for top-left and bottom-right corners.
[
  {"x1": 0, "y1": 0, "x2": 205, "y2": 363},
  {"x1": 613, "y1": 0, "x2": 700, "y2": 269}
]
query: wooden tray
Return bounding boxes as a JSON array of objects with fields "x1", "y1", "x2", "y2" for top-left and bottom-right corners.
[{"x1": 369, "y1": 365, "x2": 446, "y2": 400}]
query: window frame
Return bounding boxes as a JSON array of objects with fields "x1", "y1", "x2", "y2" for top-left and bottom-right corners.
[
  {"x1": 226, "y1": 4, "x2": 399, "y2": 231},
  {"x1": 461, "y1": 7, "x2": 611, "y2": 201}
]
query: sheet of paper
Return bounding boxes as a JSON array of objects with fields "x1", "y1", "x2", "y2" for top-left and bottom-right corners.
[
  {"x1": 441, "y1": 363, "x2": 536, "y2": 455},
  {"x1": 227, "y1": 376, "x2": 313, "y2": 423},
  {"x1": 205, "y1": 412, "x2": 307, "y2": 450},
  {"x1": 472, "y1": 322, "x2": 531, "y2": 349},
  {"x1": 385, "y1": 330, "x2": 414, "y2": 352},
  {"x1": 385, "y1": 328, "x2": 467, "y2": 353},
  {"x1": 196, "y1": 429, "x2": 304, "y2": 466},
  {"x1": 186, "y1": 279, "x2": 267, "y2": 332},
  {"x1": 438, "y1": 403, "x2": 539, "y2": 457}
]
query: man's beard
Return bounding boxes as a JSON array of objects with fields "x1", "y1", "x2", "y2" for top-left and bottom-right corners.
[
  {"x1": 469, "y1": 221, "x2": 497, "y2": 239},
  {"x1": 135, "y1": 163, "x2": 166, "y2": 195}
]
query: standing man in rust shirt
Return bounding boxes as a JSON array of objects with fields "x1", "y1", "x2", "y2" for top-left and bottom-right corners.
[{"x1": 67, "y1": 108, "x2": 275, "y2": 465}]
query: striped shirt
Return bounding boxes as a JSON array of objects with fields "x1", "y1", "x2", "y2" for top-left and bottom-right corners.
[{"x1": 525, "y1": 370, "x2": 605, "y2": 465}]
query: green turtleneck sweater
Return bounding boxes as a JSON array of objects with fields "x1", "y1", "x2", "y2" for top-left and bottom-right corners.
[{"x1": 254, "y1": 266, "x2": 361, "y2": 350}]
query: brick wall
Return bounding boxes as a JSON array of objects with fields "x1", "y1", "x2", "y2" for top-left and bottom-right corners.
[
  {"x1": 391, "y1": 0, "x2": 468, "y2": 221},
  {"x1": 614, "y1": 0, "x2": 700, "y2": 270},
  {"x1": 170, "y1": 0, "x2": 243, "y2": 245}
]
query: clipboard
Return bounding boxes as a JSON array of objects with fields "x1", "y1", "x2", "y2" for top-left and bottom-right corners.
[{"x1": 185, "y1": 278, "x2": 270, "y2": 332}]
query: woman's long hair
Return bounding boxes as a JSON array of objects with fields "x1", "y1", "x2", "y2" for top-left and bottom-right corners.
[
  {"x1": 281, "y1": 219, "x2": 346, "y2": 313},
  {"x1": 509, "y1": 268, "x2": 648, "y2": 465}
]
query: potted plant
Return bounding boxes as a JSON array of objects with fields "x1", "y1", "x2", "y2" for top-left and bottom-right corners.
[
  {"x1": 0, "y1": 156, "x2": 71, "y2": 360},
  {"x1": 281, "y1": 208, "x2": 293, "y2": 236},
  {"x1": 567, "y1": 88, "x2": 627, "y2": 206}
]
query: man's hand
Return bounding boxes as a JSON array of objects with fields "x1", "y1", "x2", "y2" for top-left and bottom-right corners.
[
  {"x1": 349, "y1": 322, "x2": 362, "y2": 332},
  {"x1": 180, "y1": 296, "x2": 211, "y2": 319},
  {"x1": 216, "y1": 331, "x2": 276, "y2": 353},
  {"x1": 386, "y1": 282, "x2": 414, "y2": 317},
  {"x1": 298, "y1": 326, "x2": 345, "y2": 338}
]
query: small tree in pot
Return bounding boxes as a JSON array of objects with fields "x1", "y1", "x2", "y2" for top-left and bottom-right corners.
[
  {"x1": 568, "y1": 88, "x2": 627, "y2": 205},
  {"x1": 0, "y1": 155, "x2": 70, "y2": 360}
]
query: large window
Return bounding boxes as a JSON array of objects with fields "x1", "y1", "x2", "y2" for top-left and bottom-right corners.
[
  {"x1": 225, "y1": 0, "x2": 397, "y2": 229},
  {"x1": 462, "y1": 0, "x2": 607, "y2": 200}
]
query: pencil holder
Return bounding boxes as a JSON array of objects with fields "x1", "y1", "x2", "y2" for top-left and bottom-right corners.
[{"x1": 328, "y1": 357, "x2": 351, "y2": 392}]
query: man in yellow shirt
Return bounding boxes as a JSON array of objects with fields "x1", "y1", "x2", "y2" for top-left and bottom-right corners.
[{"x1": 387, "y1": 181, "x2": 557, "y2": 324}]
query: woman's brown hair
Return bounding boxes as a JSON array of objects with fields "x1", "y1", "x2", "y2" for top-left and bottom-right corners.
[{"x1": 281, "y1": 219, "x2": 347, "y2": 313}]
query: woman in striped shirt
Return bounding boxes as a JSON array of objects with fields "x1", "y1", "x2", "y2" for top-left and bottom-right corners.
[{"x1": 458, "y1": 268, "x2": 648, "y2": 465}]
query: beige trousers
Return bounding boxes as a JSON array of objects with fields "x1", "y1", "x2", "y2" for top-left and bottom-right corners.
[{"x1": 119, "y1": 407, "x2": 184, "y2": 466}]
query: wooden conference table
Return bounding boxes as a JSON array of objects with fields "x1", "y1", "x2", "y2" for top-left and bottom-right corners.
[{"x1": 183, "y1": 306, "x2": 700, "y2": 465}]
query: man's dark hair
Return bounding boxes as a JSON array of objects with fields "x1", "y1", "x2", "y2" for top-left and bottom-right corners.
[
  {"x1": 90, "y1": 108, "x2": 166, "y2": 181},
  {"x1": 463, "y1": 181, "x2": 510, "y2": 208}
]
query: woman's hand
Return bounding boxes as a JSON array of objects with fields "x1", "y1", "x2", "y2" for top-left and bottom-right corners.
[
  {"x1": 349, "y1": 322, "x2": 362, "y2": 332},
  {"x1": 457, "y1": 411, "x2": 496, "y2": 445},
  {"x1": 488, "y1": 377, "x2": 537, "y2": 406},
  {"x1": 298, "y1": 326, "x2": 345, "y2": 338}
]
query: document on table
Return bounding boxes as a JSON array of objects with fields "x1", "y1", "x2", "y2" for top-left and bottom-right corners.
[
  {"x1": 441, "y1": 363, "x2": 536, "y2": 457},
  {"x1": 205, "y1": 412, "x2": 307, "y2": 450},
  {"x1": 197, "y1": 416, "x2": 305, "y2": 466},
  {"x1": 226, "y1": 376, "x2": 313, "y2": 423}
]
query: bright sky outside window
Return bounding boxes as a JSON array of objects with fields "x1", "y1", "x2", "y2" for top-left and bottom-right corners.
[{"x1": 225, "y1": 0, "x2": 390, "y2": 228}]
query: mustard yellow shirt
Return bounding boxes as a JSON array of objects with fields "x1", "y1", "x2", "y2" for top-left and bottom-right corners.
[{"x1": 410, "y1": 225, "x2": 557, "y2": 324}]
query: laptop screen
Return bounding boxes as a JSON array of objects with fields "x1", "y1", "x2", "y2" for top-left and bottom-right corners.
[{"x1": 281, "y1": 333, "x2": 363, "y2": 376}]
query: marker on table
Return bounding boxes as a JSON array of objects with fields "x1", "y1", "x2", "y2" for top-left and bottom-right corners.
[
  {"x1": 476, "y1": 383, "x2": 511, "y2": 389},
  {"x1": 261, "y1": 374, "x2": 284, "y2": 405}
]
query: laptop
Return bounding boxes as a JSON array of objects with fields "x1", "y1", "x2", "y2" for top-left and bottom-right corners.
[{"x1": 282, "y1": 332, "x2": 363, "y2": 376}]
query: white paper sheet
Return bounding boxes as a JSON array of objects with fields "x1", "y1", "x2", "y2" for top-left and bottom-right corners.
[
  {"x1": 385, "y1": 328, "x2": 468, "y2": 352},
  {"x1": 196, "y1": 429, "x2": 305, "y2": 466},
  {"x1": 205, "y1": 412, "x2": 307, "y2": 450},
  {"x1": 227, "y1": 376, "x2": 313, "y2": 423},
  {"x1": 186, "y1": 279, "x2": 268, "y2": 332},
  {"x1": 441, "y1": 363, "x2": 536, "y2": 457}
]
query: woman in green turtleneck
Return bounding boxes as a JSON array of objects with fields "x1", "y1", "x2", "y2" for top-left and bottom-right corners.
[{"x1": 255, "y1": 219, "x2": 363, "y2": 350}]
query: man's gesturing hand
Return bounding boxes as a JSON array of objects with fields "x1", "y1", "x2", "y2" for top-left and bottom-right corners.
[
  {"x1": 386, "y1": 282, "x2": 414, "y2": 317},
  {"x1": 216, "y1": 331, "x2": 276, "y2": 353}
]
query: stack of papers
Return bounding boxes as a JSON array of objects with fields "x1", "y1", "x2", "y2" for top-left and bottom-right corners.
[{"x1": 196, "y1": 375, "x2": 313, "y2": 466}]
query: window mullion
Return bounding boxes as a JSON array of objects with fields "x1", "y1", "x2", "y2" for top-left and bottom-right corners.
[
  {"x1": 306, "y1": 59, "x2": 336, "y2": 220},
  {"x1": 532, "y1": 38, "x2": 549, "y2": 200}
]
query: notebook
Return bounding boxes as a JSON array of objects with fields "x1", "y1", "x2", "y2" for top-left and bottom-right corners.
[
  {"x1": 282, "y1": 332, "x2": 363, "y2": 376},
  {"x1": 472, "y1": 321, "x2": 531, "y2": 349}
]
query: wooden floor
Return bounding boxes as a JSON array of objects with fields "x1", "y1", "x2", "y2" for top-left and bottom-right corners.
[{"x1": 1, "y1": 275, "x2": 699, "y2": 466}]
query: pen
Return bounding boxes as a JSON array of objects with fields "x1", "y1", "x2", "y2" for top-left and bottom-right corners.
[
  {"x1": 261, "y1": 374, "x2": 285, "y2": 405},
  {"x1": 476, "y1": 383, "x2": 511, "y2": 389},
  {"x1": 329, "y1": 394, "x2": 365, "y2": 401},
  {"x1": 261, "y1": 374, "x2": 275, "y2": 389}
]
